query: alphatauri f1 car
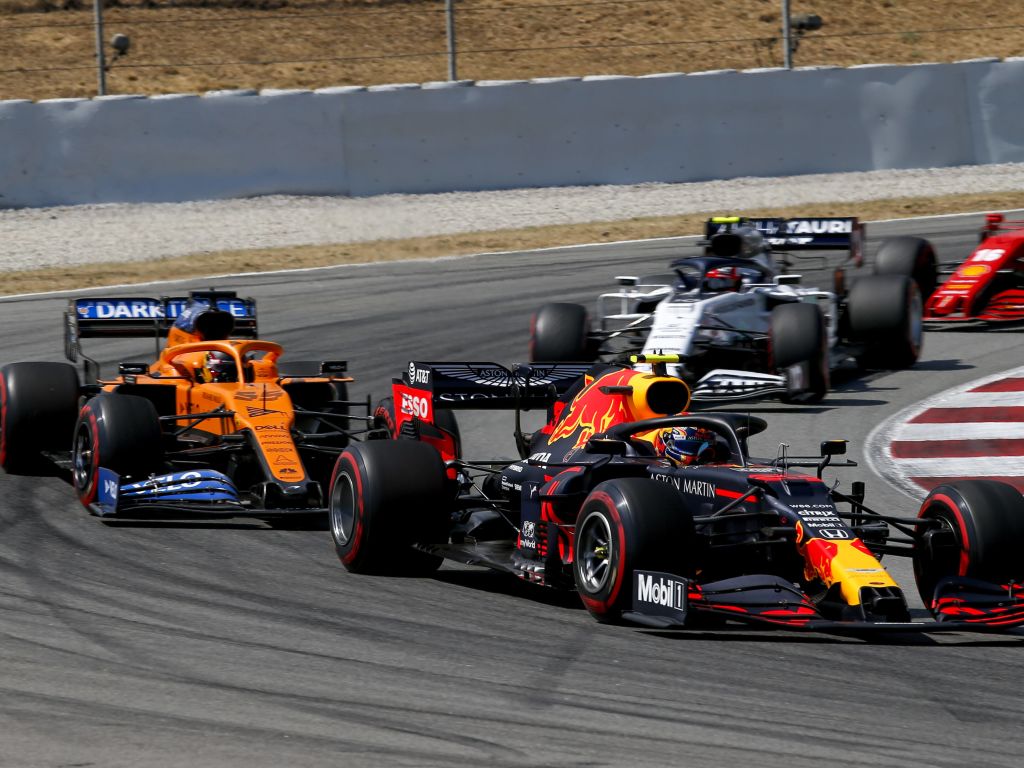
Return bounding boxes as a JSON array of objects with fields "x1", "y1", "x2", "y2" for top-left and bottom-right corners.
[
  {"x1": 530, "y1": 216, "x2": 923, "y2": 404},
  {"x1": 874, "y1": 212, "x2": 1024, "y2": 323},
  {"x1": 328, "y1": 355, "x2": 1024, "y2": 633},
  {"x1": 0, "y1": 290, "x2": 369, "y2": 518}
]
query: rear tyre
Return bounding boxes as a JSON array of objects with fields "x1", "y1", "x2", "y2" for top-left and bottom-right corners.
[
  {"x1": 329, "y1": 440, "x2": 450, "y2": 575},
  {"x1": 72, "y1": 394, "x2": 163, "y2": 511},
  {"x1": 0, "y1": 362, "x2": 80, "y2": 473},
  {"x1": 914, "y1": 480, "x2": 1024, "y2": 608},
  {"x1": 846, "y1": 275, "x2": 922, "y2": 369},
  {"x1": 770, "y1": 302, "x2": 829, "y2": 404},
  {"x1": 874, "y1": 236, "x2": 938, "y2": 299},
  {"x1": 574, "y1": 478, "x2": 695, "y2": 624},
  {"x1": 530, "y1": 303, "x2": 592, "y2": 362}
]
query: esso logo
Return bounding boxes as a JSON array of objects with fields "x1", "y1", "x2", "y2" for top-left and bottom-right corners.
[
  {"x1": 400, "y1": 392, "x2": 430, "y2": 420},
  {"x1": 971, "y1": 248, "x2": 1006, "y2": 263}
]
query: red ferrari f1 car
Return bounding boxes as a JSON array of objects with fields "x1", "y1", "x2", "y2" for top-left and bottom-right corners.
[
  {"x1": 876, "y1": 212, "x2": 1024, "y2": 323},
  {"x1": 327, "y1": 355, "x2": 1024, "y2": 633}
]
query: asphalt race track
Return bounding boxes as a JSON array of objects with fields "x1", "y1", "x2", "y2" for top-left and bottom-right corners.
[{"x1": 2, "y1": 212, "x2": 1024, "y2": 768}]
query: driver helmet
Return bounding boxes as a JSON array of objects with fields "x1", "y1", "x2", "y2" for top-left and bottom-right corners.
[
  {"x1": 201, "y1": 350, "x2": 237, "y2": 383},
  {"x1": 704, "y1": 266, "x2": 742, "y2": 292},
  {"x1": 737, "y1": 225, "x2": 766, "y2": 257},
  {"x1": 659, "y1": 426, "x2": 717, "y2": 466}
]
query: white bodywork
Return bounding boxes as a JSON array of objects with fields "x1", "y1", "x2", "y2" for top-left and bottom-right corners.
[{"x1": 596, "y1": 271, "x2": 839, "y2": 401}]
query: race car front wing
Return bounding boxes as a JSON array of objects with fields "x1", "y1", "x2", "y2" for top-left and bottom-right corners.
[{"x1": 623, "y1": 571, "x2": 1024, "y2": 633}]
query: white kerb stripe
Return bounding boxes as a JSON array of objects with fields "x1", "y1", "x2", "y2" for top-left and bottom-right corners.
[
  {"x1": 891, "y1": 456, "x2": 1024, "y2": 477},
  {"x1": 892, "y1": 422, "x2": 1024, "y2": 441},
  {"x1": 931, "y1": 392, "x2": 1024, "y2": 408}
]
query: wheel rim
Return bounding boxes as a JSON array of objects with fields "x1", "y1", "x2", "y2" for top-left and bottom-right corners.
[
  {"x1": 577, "y1": 509, "x2": 614, "y2": 593},
  {"x1": 72, "y1": 421, "x2": 96, "y2": 493},
  {"x1": 330, "y1": 471, "x2": 357, "y2": 546}
]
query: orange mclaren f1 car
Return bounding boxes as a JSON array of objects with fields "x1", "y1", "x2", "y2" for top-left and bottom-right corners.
[
  {"x1": 328, "y1": 354, "x2": 1024, "y2": 633},
  {"x1": 0, "y1": 290, "x2": 369, "y2": 519}
]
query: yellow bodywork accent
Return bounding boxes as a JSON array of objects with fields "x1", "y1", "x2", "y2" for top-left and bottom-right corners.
[{"x1": 802, "y1": 536, "x2": 898, "y2": 606}]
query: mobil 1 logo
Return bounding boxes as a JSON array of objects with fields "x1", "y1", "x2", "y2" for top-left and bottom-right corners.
[{"x1": 633, "y1": 570, "x2": 688, "y2": 623}]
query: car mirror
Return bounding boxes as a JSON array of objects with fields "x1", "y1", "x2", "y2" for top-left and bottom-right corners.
[{"x1": 821, "y1": 439, "x2": 847, "y2": 457}]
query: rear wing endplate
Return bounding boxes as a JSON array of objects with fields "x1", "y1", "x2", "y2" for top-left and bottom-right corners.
[{"x1": 399, "y1": 361, "x2": 592, "y2": 410}]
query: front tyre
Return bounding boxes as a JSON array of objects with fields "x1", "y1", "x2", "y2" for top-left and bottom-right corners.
[
  {"x1": 914, "y1": 480, "x2": 1024, "y2": 608},
  {"x1": 72, "y1": 394, "x2": 163, "y2": 511},
  {"x1": 329, "y1": 440, "x2": 450, "y2": 575},
  {"x1": 574, "y1": 478, "x2": 695, "y2": 624},
  {"x1": 771, "y1": 302, "x2": 829, "y2": 404}
]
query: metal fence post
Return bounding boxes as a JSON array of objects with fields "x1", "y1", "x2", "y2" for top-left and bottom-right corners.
[
  {"x1": 446, "y1": 0, "x2": 457, "y2": 81},
  {"x1": 782, "y1": 0, "x2": 792, "y2": 69},
  {"x1": 94, "y1": 0, "x2": 107, "y2": 95}
]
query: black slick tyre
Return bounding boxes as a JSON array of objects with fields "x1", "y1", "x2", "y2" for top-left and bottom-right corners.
[
  {"x1": 0, "y1": 362, "x2": 80, "y2": 473},
  {"x1": 914, "y1": 480, "x2": 1024, "y2": 608},
  {"x1": 874, "y1": 236, "x2": 938, "y2": 299},
  {"x1": 574, "y1": 478, "x2": 695, "y2": 624},
  {"x1": 770, "y1": 302, "x2": 829, "y2": 404},
  {"x1": 530, "y1": 303, "x2": 592, "y2": 362},
  {"x1": 846, "y1": 274, "x2": 923, "y2": 369},
  {"x1": 329, "y1": 440, "x2": 450, "y2": 575},
  {"x1": 72, "y1": 394, "x2": 163, "y2": 511}
]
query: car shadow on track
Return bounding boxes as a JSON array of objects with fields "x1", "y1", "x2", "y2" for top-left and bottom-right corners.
[
  {"x1": 641, "y1": 611, "x2": 1024, "y2": 646},
  {"x1": 911, "y1": 358, "x2": 973, "y2": 372},
  {"x1": 100, "y1": 515, "x2": 328, "y2": 531},
  {"x1": 433, "y1": 568, "x2": 585, "y2": 611}
]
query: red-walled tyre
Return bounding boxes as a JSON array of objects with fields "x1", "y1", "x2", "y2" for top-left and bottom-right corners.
[
  {"x1": 914, "y1": 480, "x2": 1024, "y2": 608},
  {"x1": 573, "y1": 478, "x2": 695, "y2": 624},
  {"x1": 329, "y1": 440, "x2": 450, "y2": 575},
  {"x1": 874, "y1": 236, "x2": 938, "y2": 300},
  {"x1": 1, "y1": 362, "x2": 80, "y2": 473},
  {"x1": 72, "y1": 394, "x2": 162, "y2": 510}
]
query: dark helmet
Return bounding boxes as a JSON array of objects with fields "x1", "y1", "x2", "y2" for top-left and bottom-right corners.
[{"x1": 201, "y1": 350, "x2": 237, "y2": 383}]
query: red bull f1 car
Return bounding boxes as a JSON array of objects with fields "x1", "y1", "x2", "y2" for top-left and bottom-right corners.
[
  {"x1": 875, "y1": 212, "x2": 1024, "y2": 323},
  {"x1": 0, "y1": 290, "x2": 369, "y2": 519},
  {"x1": 328, "y1": 355, "x2": 1024, "y2": 633},
  {"x1": 529, "y1": 216, "x2": 923, "y2": 405}
]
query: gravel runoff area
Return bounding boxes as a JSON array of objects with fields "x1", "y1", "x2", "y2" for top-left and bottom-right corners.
[{"x1": 4, "y1": 162, "x2": 1024, "y2": 272}]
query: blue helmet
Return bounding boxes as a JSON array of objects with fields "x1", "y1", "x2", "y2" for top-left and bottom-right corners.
[{"x1": 659, "y1": 426, "x2": 716, "y2": 466}]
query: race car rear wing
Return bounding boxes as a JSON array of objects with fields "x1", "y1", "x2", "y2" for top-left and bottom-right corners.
[
  {"x1": 65, "y1": 290, "x2": 258, "y2": 362},
  {"x1": 704, "y1": 216, "x2": 864, "y2": 265},
  {"x1": 396, "y1": 361, "x2": 592, "y2": 411}
]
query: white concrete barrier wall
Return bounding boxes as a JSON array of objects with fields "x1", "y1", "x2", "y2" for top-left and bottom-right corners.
[{"x1": 1, "y1": 58, "x2": 1022, "y2": 208}]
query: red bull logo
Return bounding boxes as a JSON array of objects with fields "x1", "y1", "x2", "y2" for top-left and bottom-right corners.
[{"x1": 547, "y1": 369, "x2": 635, "y2": 450}]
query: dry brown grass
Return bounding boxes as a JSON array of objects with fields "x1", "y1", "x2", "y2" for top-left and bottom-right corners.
[
  {"x1": 6, "y1": 189, "x2": 1024, "y2": 296},
  {"x1": 2, "y1": 0, "x2": 1023, "y2": 101}
]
